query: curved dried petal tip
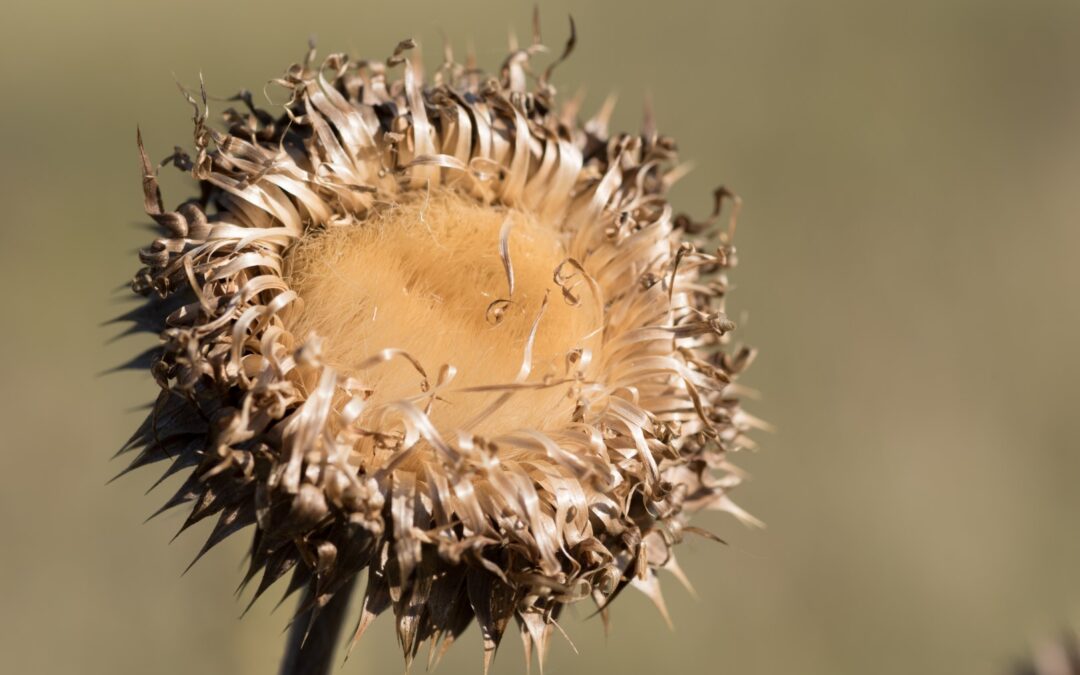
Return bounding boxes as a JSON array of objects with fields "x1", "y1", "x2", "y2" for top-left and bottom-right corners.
[{"x1": 116, "y1": 15, "x2": 760, "y2": 671}]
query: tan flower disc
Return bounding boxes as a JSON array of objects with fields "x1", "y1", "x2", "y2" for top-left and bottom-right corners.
[{"x1": 114, "y1": 24, "x2": 761, "y2": 673}]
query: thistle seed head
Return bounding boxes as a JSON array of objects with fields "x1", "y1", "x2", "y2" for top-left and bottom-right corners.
[{"x1": 116, "y1": 25, "x2": 760, "y2": 672}]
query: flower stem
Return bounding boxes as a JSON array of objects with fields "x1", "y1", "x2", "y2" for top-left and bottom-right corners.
[{"x1": 278, "y1": 575, "x2": 358, "y2": 675}]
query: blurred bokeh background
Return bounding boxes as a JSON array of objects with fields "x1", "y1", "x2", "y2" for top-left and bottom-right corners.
[{"x1": 2, "y1": 0, "x2": 1079, "y2": 673}]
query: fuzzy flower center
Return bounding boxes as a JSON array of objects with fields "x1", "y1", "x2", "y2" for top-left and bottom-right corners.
[{"x1": 284, "y1": 190, "x2": 601, "y2": 443}]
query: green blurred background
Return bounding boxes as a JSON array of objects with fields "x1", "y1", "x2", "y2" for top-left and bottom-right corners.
[{"x1": 2, "y1": 0, "x2": 1079, "y2": 673}]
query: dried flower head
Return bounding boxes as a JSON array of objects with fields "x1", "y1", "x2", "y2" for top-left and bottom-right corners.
[{"x1": 114, "y1": 20, "x2": 760, "y2": 673}]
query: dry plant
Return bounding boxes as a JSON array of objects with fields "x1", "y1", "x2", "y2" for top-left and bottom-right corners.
[
  {"x1": 1014, "y1": 631, "x2": 1080, "y2": 675},
  {"x1": 112, "y1": 14, "x2": 762, "y2": 674}
]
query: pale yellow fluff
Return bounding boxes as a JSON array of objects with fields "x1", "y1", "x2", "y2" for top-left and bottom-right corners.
[{"x1": 284, "y1": 189, "x2": 603, "y2": 451}]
